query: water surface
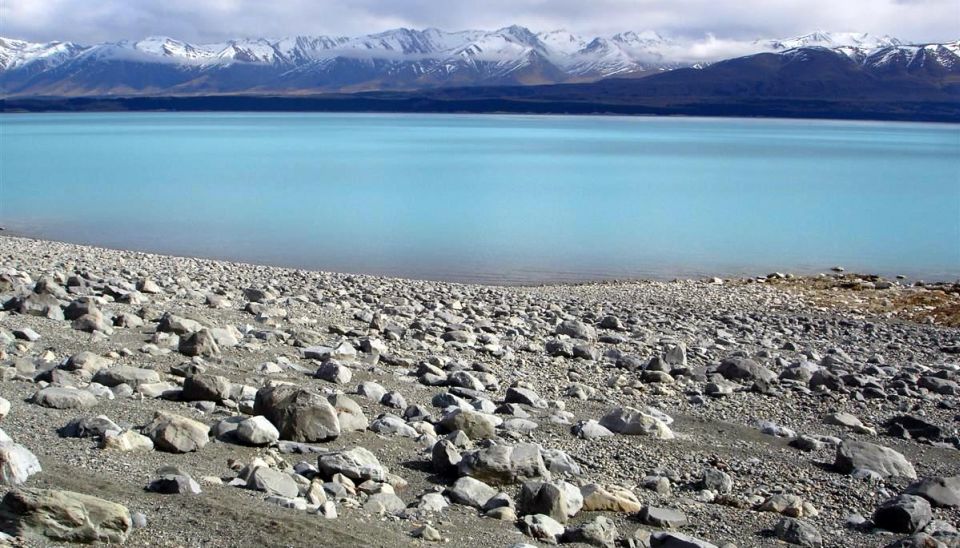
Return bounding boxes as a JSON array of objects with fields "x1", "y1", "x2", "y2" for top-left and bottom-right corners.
[{"x1": 2, "y1": 112, "x2": 958, "y2": 282}]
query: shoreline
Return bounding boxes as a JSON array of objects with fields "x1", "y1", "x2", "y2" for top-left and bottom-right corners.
[
  {"x1": 0, "y1": 233, "x2": 957, "y2": 547},
  {"x1": 4, "y1": 99, "x2": 960, "y2": 125},
  {"x1": 2, "y1": 232, "x2": 954, "y2": 289}
]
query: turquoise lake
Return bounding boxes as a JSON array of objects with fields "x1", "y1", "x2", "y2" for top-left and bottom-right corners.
[{"x1": 1, "y1": 112, "x2": 958, "y2": 282}]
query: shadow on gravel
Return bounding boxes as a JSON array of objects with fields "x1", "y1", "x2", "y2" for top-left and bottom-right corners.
[{"x1": 398, "y1": 459, "x2": 448, "y2": 485}]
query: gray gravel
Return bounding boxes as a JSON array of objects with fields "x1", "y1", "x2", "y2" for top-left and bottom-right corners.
[{"x1": 0, "y1": 235, "x2": 957, "y2": 548}]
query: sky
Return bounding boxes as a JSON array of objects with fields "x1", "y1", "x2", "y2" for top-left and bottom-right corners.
[{"x1": 2, "y1": 0, "x2": 958, "y2": 45}]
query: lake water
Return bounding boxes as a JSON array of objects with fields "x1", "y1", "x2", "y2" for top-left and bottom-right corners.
[{"x1": 1, "y1": 112, "x2": 958, "y2": 283}]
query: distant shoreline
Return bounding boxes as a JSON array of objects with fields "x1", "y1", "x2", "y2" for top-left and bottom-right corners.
[
  {"x1": 2, "y1": 231, "x2": 954, "y2": 287},
  {"x1": 3, "y1": 94, "x2": 959, "y2": 123}
]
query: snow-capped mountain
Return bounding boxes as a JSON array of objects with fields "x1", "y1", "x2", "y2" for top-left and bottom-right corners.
[{"x1": 1, "y1": 28, "x2": 957, "y2": 96}]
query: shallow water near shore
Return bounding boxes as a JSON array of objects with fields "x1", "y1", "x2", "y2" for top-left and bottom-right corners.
[{"x1": 1, "y1": 112, "x2": 958, "y2": 282}]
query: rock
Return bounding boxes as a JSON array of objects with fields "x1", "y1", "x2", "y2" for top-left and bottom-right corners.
[
  {"x1": 315, "y1": 360, "x2": 352, "y2": 384},
  {"x1": 254, "y1": 385, "x2": 340, "y2": 443},
  {"x1": 0, "y1": 442, "x2": 41, "y2": 485},
  {"x1": 758, "y1": 494, "x2": 806, "y2": 517},
  {"x1": 31, "y1": 387, "x2": 97, "y2": 409},
  {"x1": 505, "y1": 387, "x2": 543, "y2": 407},
  {"x1": 438, "y1": 409, "x2": 496, "y2": 440},
  {"x1": 142, "y1": 411, "x2": 210, "y2": 453},
  {"x1": 572, "y1": 420, "x2": 614, "y2": 440},
  {"x1": 580, "y1": 484, "x2": 642, "y2": 513},
  {"x1": 181, "y1": 374, "x2": 232, "y2": 402},
  {"x1": 556, "y1": 320, "x2": 597, "y2": 341},
  {"x1": 517, "y1": 480, "x2": 581, "y2": 523},
  {"x1": 445, "y1": 476, "x2": 497, "y2": 509},
  {"x1": 317, "y1": 447, "x2": 386, "y2": 482},
  {"x1": 362, "y1": 492, "x2": 405, "y2": 514},
  {"x1": 147, "y1": 474, "x2": 202, "y2": 495},
  {"x1": 356, "y1": 381, "x2": 387, "y2": 402},
  {"x1": 0, "y1": 397, "x2": 9, "y2": 420},
  {"x1": 886, "y1": 415, "x2": 946, "y2": 442},
  {"x1": 100, "y1": 430, "x2": 154, "y2": 452},
  {"x1": 649, "y1": 532, "x2": 719, "y2": 548},
  {"x1": 835, "y1": 440, "x2": 917, "y2": 479},
  {"x1": 664, "y1": 344, "x2": 687, "y2": 367},
  {"x1": 825, "y1": 412, "x2": 868, "y2": 430},
  {"x1": 639, "y1": 505, "x2": 688, "y2": 529},
  {"x1": 92, "y1": 366, "x2": 161, "y2": 388},
  {"x1": 246, "y1": 466, "x2": 298, "y2": 498},
  {"x1": 431, "y1": 439, "x2": 462, "y2": 475},
  {"x1": 699, "y1": 468, "x2": 733, "y2": 495},
  {"x1": 380, "y1": 391, "x2": 406, "y2": 409},
  {"x1": 416, "y1": 492, "x2": 449, "y2": 513},
  {"x1": 327, "y1": 394, "x2": 368, "y2": 433},
  {"x1": 717, "y1": 357, "x2": 777, "y2": 383},
  {"x1": 519, "y1": 513, "x2": 566, "y2": 544},
  {"x1": 905, "y1": 476, "x2": 960, "y2": 507},
  {"x1": 773, "y1": 518, "x2": 823, "y2": 547},
  {"x1": 178, "y1": 329, "x2": 220, "y2": 357},
  {"x1": 59, "y1": 416, "x2": 121, "y2": 438},
  {"x1": 565, "y1": 516, "x2": 618, "y2": 547},
  {"x1": 157, "y1": 313, "x2": 204, "y2": 334},
  {"x1": 369, "y1": 414, "x2": 418, "y2": 437},
  {"x1": 882, "y1": 533, "x2": 952, "y2": 548},
  {"x1": 235, "y1": 416, "x2": 280, "y2": 446},
  {"x1": 63, "y1": 351, "x2": 112, "y2": 373},
  {"x1": 873, "y1": 495, "x2": 932, "y2": 533},
  {"x1": 412, "y1": 524, "x2": 442, "y2": 542},
  {"x1": 13, "y1": 328, "x2": 40, "y2": 342},
  {"x1": 458, "y1": 443, "x2": 551, "y2": 485},
  {"x1": 0, "y1": 488, "x2": 132, "y2": 543},
  {"x1": 10, "y1": 293, "x2": 63, "y2": 320},
  {"x1": 599, "y1": 407, "x2": 674, "y2": 439}
]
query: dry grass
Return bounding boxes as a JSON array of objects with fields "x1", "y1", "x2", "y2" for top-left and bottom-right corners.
[{"x1": 764, "y1": 274, "x2": 960, "y2": 327}]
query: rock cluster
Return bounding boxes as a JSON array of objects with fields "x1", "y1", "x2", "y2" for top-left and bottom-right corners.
[{"x1": 0, "y1": 236, "x2": 957, "y2": 547}]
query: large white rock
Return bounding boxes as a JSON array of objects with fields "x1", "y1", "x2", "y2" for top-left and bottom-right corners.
[
  {"x1": 236, "y1": 416, "x2": 280, "y2": 446},
  {"x1": 0, "y1": 442, "x2": 42, "y2": 485}
]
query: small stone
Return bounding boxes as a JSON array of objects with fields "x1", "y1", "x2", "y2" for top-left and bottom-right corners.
[
  {"x1": 639, "y1": 505, "x2": 688, "y2": 529},
  {"x1": 412, "y1": 524, "x2": 442, "y2": 542}
]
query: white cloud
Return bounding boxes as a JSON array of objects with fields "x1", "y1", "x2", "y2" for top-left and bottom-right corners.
[{"x1": 1, "y1": 0, "x2": 956, "y2": 45}]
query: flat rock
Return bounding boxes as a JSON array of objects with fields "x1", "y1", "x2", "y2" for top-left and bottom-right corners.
[
  {"x1": 834, "y1": 440, "x2": 917, "y2": 479},
  {"x1": 905, "y1": 476, "x2": 960, "y2": 507},
  {"x1": 0, "y1": 488, "x2": 132, "y2": 544},
  {"x1": 445, "y1": 476, "x2": 497, "y2": 508},
  {"x1": 31, "y1": 387, "x2": 97, "y2": 409},
  {"x1": 599, "y1": 407, "x2": 674, "y2": 439},
  {"x1": 580, "y1": 484, "x2": 642, "y2": 513},
  {"x1": 519, "y1": 513, "x2": 565, "y2": 544},
  {"x1": 639, "y1": 505, "x2": 688, "y2": 529},
  {"x1": 457, "y1": 443, "x2": 551, "y2": 485},
  {"x1": 92, "y1": 366, "x2": 161, "y2": 388},
  {"x1": 317, "y1": 447, "x2": 386, "y2": 482},
  {"x1": 246, "y1": 467, "x2": 298, "y2": 498}
]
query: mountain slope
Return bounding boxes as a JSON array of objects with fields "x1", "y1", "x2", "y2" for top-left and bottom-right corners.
[{"x1": 4, "y1": 28, "x2": 955, "y2": 97}]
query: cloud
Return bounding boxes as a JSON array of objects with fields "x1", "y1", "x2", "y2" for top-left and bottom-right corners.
[{"x1": 1, "y1": 0, "x2": 956, "y2": 45}]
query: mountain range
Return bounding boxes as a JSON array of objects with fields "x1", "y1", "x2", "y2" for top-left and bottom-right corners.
[{"x1": 2, "y1": 27, "x2": 957, "y2": 97}]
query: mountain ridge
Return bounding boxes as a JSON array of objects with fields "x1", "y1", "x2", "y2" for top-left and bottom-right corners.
[{"x1": 3, "y1": 27, "x2": 957, "y2": 96}]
